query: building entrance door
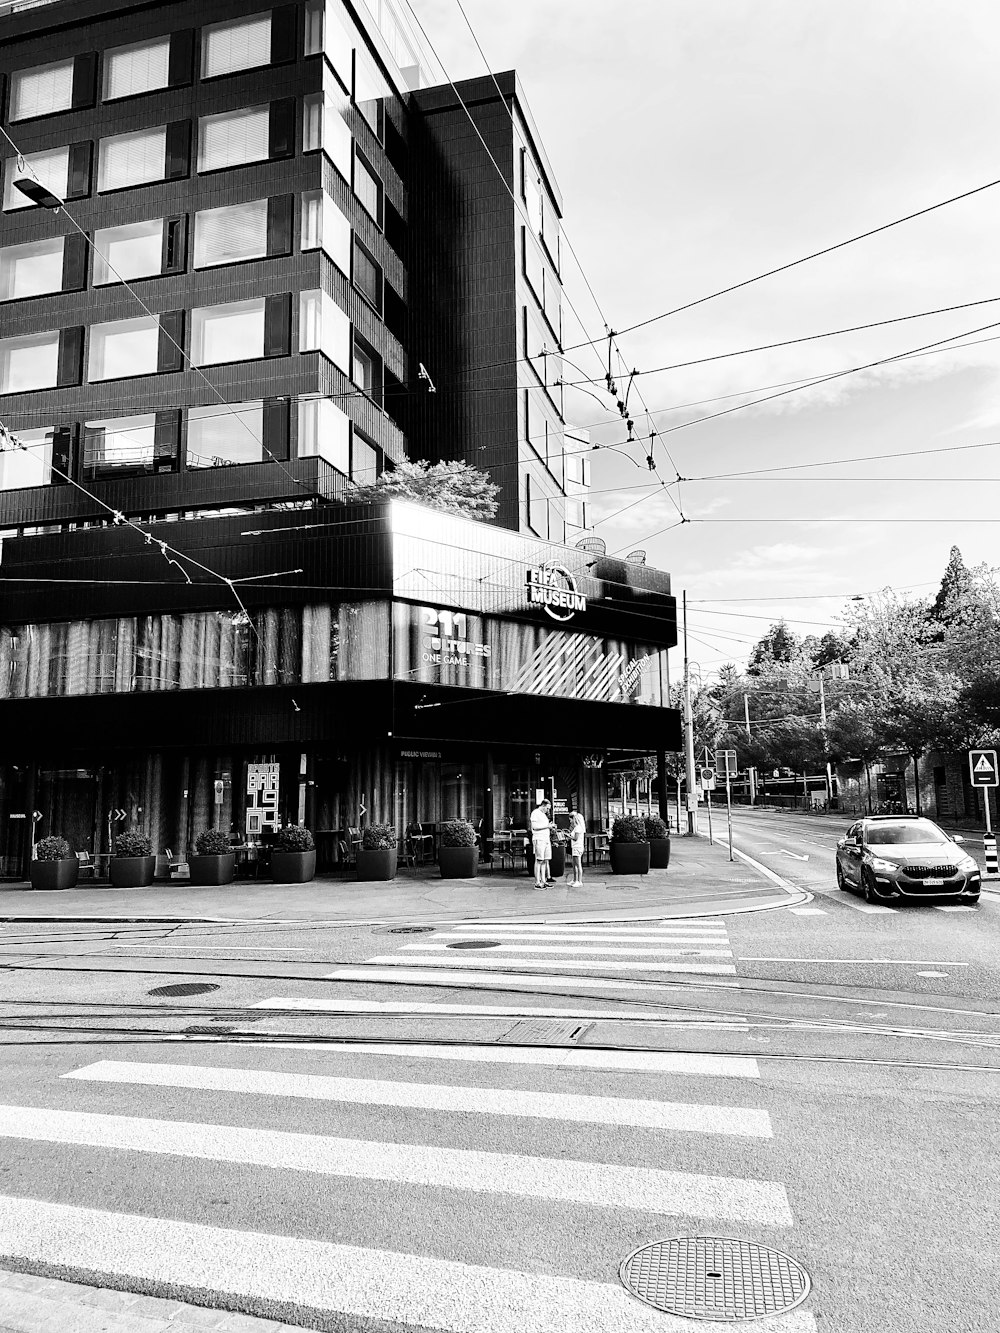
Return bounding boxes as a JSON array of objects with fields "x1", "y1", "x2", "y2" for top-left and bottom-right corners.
[
  {"x1": 0, "y1": 765, "x2": 31, "y2": 878},
  {"x1": 36, "y1": 768, "x2": 102, "y2": 861}
]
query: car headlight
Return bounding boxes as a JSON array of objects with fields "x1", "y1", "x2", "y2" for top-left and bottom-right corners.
[
  {"x1": 957, "y1": 855, "x2": 979, "y2": 872},
  {"x1": 868, "y1": 857, "x2": 899, "y2": 873}
]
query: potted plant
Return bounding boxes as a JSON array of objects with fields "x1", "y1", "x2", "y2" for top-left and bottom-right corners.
[
  {"x1": 438, "y1": 819, "x2": 478, "y2": 879},
  {"x1": 609, "y1": 814, "x2": 650, "y2": 875},
  {"x1": 356, "y1": 823, "x2": 398, "y2": 881},
  {"x1": 189, "y1": 829, "x2": 236, "y2": 886},
  {"x1": 30, "y1": 835, "x2": 78, "y2": 891},
  {"x1": 110, "y1": 830, "x2": 155, "y2": 888},
  {"x1": 645, "y1": 814, "x2": 671, "y2": 869},
  {"x1": 270, "y1": 825, "x2": 316, "y2": 883}
]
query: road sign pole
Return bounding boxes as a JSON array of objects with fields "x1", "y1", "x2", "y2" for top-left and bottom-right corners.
[
  {"x1": 706, "y1": 788, "x2": 713, "y2": 845},
  {"x1": 726, "y1": 773, "x2": 734, "y2": 861}
]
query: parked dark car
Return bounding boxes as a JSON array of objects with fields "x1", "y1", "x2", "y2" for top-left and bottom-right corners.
[{"x1": 836, "y1": 816, "x2": 981, "y2": 904}]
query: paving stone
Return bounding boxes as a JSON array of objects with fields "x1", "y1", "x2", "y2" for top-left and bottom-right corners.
[
  {"x1": 122, "y1": 1293, "x2": 193, "y2": 1320},
  {"x1": 166, "y1": 1308, "x2": 233, "y2": 1329},
  {"x1": 75, "y1": 1287, "x2": 140, "y2": 1311},
  {"x1": 0, "y1": 1273, "x2": 43, "y2": 1293},
  {"x1": 210, "y1": 1316, "x2": 287, "y2": 1332}
]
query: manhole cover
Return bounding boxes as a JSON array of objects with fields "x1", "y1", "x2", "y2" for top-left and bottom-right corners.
[
  {"x1": 502, "y1": 1019, "x2": 591, "y2": 1045},
  {"x1": 446, "y1": 939, "x2": 501, "y2": 949},
  {"x1": 183, "y1": 1025, "x2": 234, "y2": 1035},
  {"x1": 387, "y1": 926, "x2": 436, "y2": 934},
  {"x1": 619, "y1": 1236, "x2": 810, "y2": 1321},
  {"x1": 147, "y1": 982, "x2": 220, "y2": 997}
]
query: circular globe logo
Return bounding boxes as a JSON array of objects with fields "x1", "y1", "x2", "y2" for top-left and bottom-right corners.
[{"x1": 525, "y1": 561, "x2": 587, "y2": 622}]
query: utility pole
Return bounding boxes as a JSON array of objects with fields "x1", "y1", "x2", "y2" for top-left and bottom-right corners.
[
  {"x1": 744, "y1": 695, "x2": 751, "y2": 740},
  {"x1": 818, "y1": 673, "x2": 833, "y2": 807},
  {"x1": 683, "y1": 591, "x2": 698, "y2": 835}
]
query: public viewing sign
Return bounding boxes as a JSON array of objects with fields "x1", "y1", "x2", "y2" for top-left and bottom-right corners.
[{"x1": 969, "y1": 749, "x2": 999, "y2": 787}]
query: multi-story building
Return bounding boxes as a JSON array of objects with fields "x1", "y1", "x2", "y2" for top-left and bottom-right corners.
[{"x1": 0, "y1": 0, "x2": 677, "y2": 876}]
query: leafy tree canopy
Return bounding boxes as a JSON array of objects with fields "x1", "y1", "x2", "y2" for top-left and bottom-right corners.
[{"x1": 351, "y1": 459, "x2": 499, "y2": 520}]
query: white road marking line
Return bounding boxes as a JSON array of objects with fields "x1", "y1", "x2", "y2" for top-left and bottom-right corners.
[
  {"x1": 326, "y1": 965, "x2": 740, "y2": 990},
  {"x1": 0, "y1": 1197, "x2": 814, "y2": 1332},
  {"x1": 0, "y1": 1104, "x2": 779, "y2": 1213},
  {"x1": 359, "y1": 955, "x2": 738, "y2": 975},
  {"x1": 252, "y1": 997, "x2": 749, "y2": 1027},
  {"x1": 842, "y1": 903, "x2": 896, "y2": 914},
  {"x1": 777, "y1": 850, "x2": 809, "y2": 861},
  {"x1": 789, "y1": 908, "x2": 827, "y2": 916},
  {"x1": 738, "y1": 956, "x2": 969, "y2": 966},
  {"x1": 434, "y1": 931, "x2": 731, "y2": 944},
  {"x1": 980, "y1": 888, "x2": 1000, "y2": 900},
  {"x1": 916, "y1": 971, "x2": 948, "y2": 978},
  {"x1": 934, "y1": 906, "x2": 978, "y2": 913},
  {"x1": 110, "y1": 944, "x2": 311, "y2": 952},
  {"x1": 407, "y1": 942, "x2": 733, "y2": 958},
  {"x1": 446, "y1": 924, "x2": 731, "y2": 936}
]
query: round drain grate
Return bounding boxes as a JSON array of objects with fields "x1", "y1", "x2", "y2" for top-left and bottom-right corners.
[
  {"x1": 386, "y1": 926, "x2": 436, "y2": 934},
  {"x1": 619, "y1": 1236, "x2": 810, "y2": 1322},
  {"x1": 445, "y1": 939, "x2": 501, "y2": 949},
  {"x1": 147, "y1": 982, "x2": 220, "y2": 997}
]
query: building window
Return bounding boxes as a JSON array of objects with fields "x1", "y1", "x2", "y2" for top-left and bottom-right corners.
[
  {"x1": 193, "y1": 198, "x2": 268, "y2": 268},
  {"x1": 298, "y1": 396, "x2": 350, "y2": 473},
  {"x1": 191, "y1": 299, "x2": 266, "y2": 366},
  {"x1": 354, "y1": 44, "x2": 388, "y2": 141},
  {"x1": 186, "y1": 401, "x2": 264, "y2": 467},
  {"x1": 92, "y1": 219, "x2": 163, "y2": 284},
  {"x1": 201, "y1": 11, "x2": 272, "y2": 80},
  {"x1": 103, "y1": 37, "x2": 170, "y2": 100},
  {"x1": 0, "y1": 427, "x2": 53, "y2": 489},
  {"x1": 353, "y1": 239, "x2": 382, "y2": 311},
  {"x1": 353, "y1": 150, "x2": 382, "y2": 225},
  {"x1": 88, "y1": 316, "x2": 159, "y2": 380},
  {"x1": 300, "y1": 190, "x2": 351, "y2": 275},
  {"x1": 98, "y1": 126, "x2": 167, "y2": 191},
  {"x1": 3, "y1": 147, "x2": 69, "y2": 211},
  {"x1": 302, "y1": 67, "x2": 352, "y2": 180},
  {"x1": 83, "y1": 413, "x2": 158, "y2": 479},
  {"x1": 352, "y1": 341, "x2": 375, "y2": 395},
  {"x1": 0, "y1": 332, "x2": 59, "y2": 392},
  {"x1": 351, "y1": 431, "x2": 378, "y2": 483},
  {"x1": 10, "y1": 59, "x2": 74, "y2": 120},
  {"x1": 298, "y1": 289, "x2": 350, "y2": 372},
  {"x1": 198, "y1": 105, "x2": 270, "y2": 173},
  {"x1": 0, "y1": 238, "x2": 65, "y2": 300}
]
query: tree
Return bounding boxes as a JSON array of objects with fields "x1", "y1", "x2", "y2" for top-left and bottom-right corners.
[
  {"x1": 747, "y1": 621, "x2": 800, "y2": 675},
  {"x1": 827, "y1": 699, "x2": 885, "y2": 813},
  {"x1": 351, "y1": 459, "x2": 499, "y2": 520}
]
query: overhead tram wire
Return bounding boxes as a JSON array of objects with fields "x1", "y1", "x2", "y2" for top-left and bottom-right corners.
[{"x1": 562, "y1": 171, "x2": 1000, "y2": 353}]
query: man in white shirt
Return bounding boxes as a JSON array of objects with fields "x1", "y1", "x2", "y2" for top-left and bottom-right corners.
[{"x1": 529, "y1": 798, "x2": 553, "y2": 890}]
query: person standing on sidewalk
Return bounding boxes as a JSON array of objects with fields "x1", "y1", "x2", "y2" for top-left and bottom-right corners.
[
  {"x1": 568, "y1": 807, "x2": 586, "y2": 887},
  {"x1": 529, "y1": 798, "x2": 553, "y2": 889}
]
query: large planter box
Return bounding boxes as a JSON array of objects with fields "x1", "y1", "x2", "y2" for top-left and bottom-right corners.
[
  {"x1": 189, "y1": 853, "x2": 236, "y2": 886},
  {"x1": 270, "y1": 849, "x2": 317, "y2": 883},
  {"x1": 30, "y1": 859, "x2": 79, "y2": 891},
  {"x1": 110, "y1": 855, "x2": 156, "y2": 888},
  {"x1": 357, "y1": 847, "x2": 397, "y2": 881},
  {"x1": 648, "y1": 837, "x2": 671, "y2": 869},
  {"x1": 609, "y1": 841, "x2": 650, "y2": 875},
  {"x1": 439, "y1": 845, "x2": 478, "y2": 879}
]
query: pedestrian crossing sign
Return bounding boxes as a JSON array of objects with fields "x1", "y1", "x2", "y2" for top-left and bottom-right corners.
[{"x1": 969, "y1": 749, "x2": 998, "y2": 787}]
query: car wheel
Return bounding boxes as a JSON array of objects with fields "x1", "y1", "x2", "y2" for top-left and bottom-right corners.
[
  {"x1": 836, "y1": 863, "x2": 846, "y2": 890},
  {"x1": 965, "y1": 895, "x2": 980, "y2": 905},
  {"x1": 862, "y1": 870, "x2": 882, "y2": 904}
]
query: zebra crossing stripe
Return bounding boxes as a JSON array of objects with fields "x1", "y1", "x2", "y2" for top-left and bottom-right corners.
[
  {"x1": 0, "y1": 1104, "x2": 782, "y2": 1215},
  {"x1": 444, "y1": 926, "x2": 730, "y2": 939},
  {"x1": 57, "y1": 1066, "x2": 771, "y2": 1138},
  {"x1": 0, "y1": 1196, "x2": 816, "y2": 1331},
  {"x1": 848, "y1": 904, "x2": 896, "y2": 915},
  {"x1": 407, "y1": 942, "x2": 733, "y2": 958},
  {"x1": 252, "y1": 996, "x2": 750, "y2": 1028},
  {"x1": 360, "y1": 954, "x2": 738, "y2": 975},
  {"x1": 325, "y1": 965, "x2": 740, "y2": 989}
]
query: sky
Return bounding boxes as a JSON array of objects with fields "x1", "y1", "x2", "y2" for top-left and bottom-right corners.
[{"x1": 416, "y1": 0, "x2": 1000, "y2": 676}]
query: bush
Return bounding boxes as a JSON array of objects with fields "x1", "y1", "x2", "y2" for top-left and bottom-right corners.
[
  {"x1": 439, "y1": 819, "x2": 476, "y2": 848},
  {"x1": 274, "y1": 825, "x2": 314, "y2": 851},
  {"x1": 611, "y1": 815, "x2": 647, "y2": 843},
  {"x1": 35, "y1": 835, "x2": 72, "y2": 861},
  {"x1": 644, "y1": 815, "x2": 670, "y2": 839},
  {"x1": 362, "y1": 823, "x2": 398, "y2": 850},
  {"x1": 194, "y1": 829, "x2": 232, "y2": 856},
  {"x1": 114, "y1": 830, "x2": 152, "y2": 858}
]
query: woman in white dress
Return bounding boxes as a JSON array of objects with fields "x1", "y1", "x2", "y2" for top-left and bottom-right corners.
[{"x1": 568, "y1": 808, "x2": 586, "y2": 887}]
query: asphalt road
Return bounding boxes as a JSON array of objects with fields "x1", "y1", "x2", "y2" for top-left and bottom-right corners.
[{"x1": 1, "y1": 827, "x2": 998, "y2": 1333}]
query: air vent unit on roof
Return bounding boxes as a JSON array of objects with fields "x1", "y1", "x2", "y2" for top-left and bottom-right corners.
[
  {"x1": 575, "y1": 536, "x2": 606, "y2": 554},
  {"x1": 625, "y1": 550, "x2": 647, "y2": 565}
]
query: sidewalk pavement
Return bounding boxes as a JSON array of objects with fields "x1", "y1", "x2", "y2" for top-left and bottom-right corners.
[{"x1": 0, "y1": 834, "x2": 804, "y2": 926}]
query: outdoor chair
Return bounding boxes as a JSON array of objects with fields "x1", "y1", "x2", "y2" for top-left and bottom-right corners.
[{"x1": 75, "y1": 851, "x2": 96, "y2": 880}]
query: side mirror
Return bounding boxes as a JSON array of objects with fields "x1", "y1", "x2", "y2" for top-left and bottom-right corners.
[{"x1": 953, "y1": 834, "x2": 965, "y2": 844}]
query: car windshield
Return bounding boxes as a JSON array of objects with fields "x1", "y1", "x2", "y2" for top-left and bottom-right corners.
[{"x1": 865, "y1": 821, "x2": 949, "y2": 845}]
